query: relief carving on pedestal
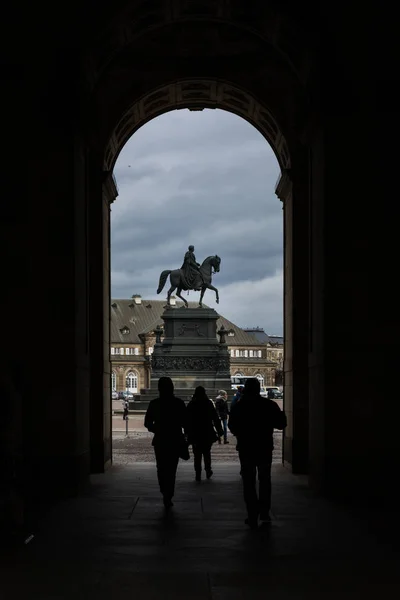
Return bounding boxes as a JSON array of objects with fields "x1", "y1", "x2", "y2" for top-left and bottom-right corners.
[
  {"x1": 177, "y1": 323, "x2": 205, "y2": 336},
  {"x1": 152, "y1": 355, "x2": 229, "y2": 372}
]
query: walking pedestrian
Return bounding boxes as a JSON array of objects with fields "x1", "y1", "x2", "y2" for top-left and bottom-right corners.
[
  {"x1": 215, "y1": 389, "x2": 229, "y2": 444},
  {"x1": 186, "y1": 386, "x2": 223, "y2": 481},
  {"x1": 144, "y1": 377, "x2": 187, "y2": 509},
  {"x1": 230, "y1": 385, "x2": 243, "y2": 410},
  {"x1": 228, "y1": 378, "x2": 287, "y2": 529}
]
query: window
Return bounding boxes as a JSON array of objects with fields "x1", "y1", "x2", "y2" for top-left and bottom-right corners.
[
  {"x1": 111, "y1": 347, "x2": 115, "y2": 355},
  {"x1": 126, "y1": 371, "x2": 138, "y2": 393},
  {"x1": 228, "y1": 330, "x2": 235, "y2": 337},
  {"x1": 134, "y1": 347, "x2": 139, "y2": 355},
  {"x1": 230, "y1": 349, "x2": 235, "y2": 357},
  {"x1": 148, "y1": 347, "x2": 154, "y2": 355},
  {"x1": 244, "y1": 350, "x2": 248, "y2": 357},
  {"x1": 249, "y1": 350, "x2": 253, "y2": 357},
  {"x1": 113, "y1": 348, "x2": 123, "y2": 355},
  {"x1": 111, "y1": 371, "x2": 116, "y2": 390},
  {"x1": 126, "y1": 348, "x2": 135, "y2": 355},
  {"x1": 235, "y1": 349, "x2": 239, "y2": 357},
  {"x1": 258, "y1": 350, "x2": 262, "y2": 358}
]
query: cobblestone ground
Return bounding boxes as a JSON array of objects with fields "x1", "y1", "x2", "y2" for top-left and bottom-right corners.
[{"x1": 112, "y1": 415, "x2": 283, "y2": 465}]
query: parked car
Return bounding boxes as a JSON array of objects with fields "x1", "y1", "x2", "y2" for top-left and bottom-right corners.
[
  {"x1": 118, "y1": 391, "x2": 127, "y2": 400},
  {"x1": 265, "y1": 386, "x2": 283, "y2": 399},
  {"x1": 125, "y1": 391, "x2": 134, "y2": 400},
  {"x1": 111, "y1": 389, "x2": 118, "y2": 400}
]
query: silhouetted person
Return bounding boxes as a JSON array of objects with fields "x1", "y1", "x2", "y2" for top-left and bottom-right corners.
[
  {"x1": 144, "y1": 377, "x2": 187, "y2": 508},
  {"x1": 228, "y1": 377, "x2": 287, "y2": 529},
  {"x1": 230, "y1": 385, "x2": 243, "y2": 410},
  {"x1": 122, "y1": 398, "x2": 129, "y2": 420},
  {"x1": 215, "y1": 389, "x2": 229, "y2": 444},
  {"x1": 186, "y1": 386, "x2": 223, "y2": 481}
]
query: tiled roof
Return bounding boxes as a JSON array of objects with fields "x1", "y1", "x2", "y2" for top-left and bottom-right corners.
[
  {"x1": 111, "y1": 299, "x2": 263, "y2": 346},
  {"x1": 244, "y1": 329, "x2": 269, "y2": 344},
  {"x1": 244, "y1": 329, "x2": 283, "y2": 345}
]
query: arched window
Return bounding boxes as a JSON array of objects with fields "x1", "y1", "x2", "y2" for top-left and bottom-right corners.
[
  {"x1": 234, "y1": 372, "x2": 244, "y2": 377},
  {"x1": 126, "y1": 371, "x2": 138, "y2": 393},
  {"x1": 111, "y1": 371, "x2": 116, "y2": 391},
  {"x1": 255, "y1": 373, "x2": 264, "y2": 387}
]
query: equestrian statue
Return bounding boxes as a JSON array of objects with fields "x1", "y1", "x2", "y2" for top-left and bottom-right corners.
[{"x1": 157, "y1": 245, "x2": 221, "y2": 308}]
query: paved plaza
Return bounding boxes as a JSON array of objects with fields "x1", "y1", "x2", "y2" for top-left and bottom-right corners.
[{"x1": 111, "y1": 414, "x2": 283, "y2": 464}]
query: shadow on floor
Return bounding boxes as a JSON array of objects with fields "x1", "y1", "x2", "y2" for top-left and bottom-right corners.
[{"x1": 1, "y1": 463, "x2": 399, "y2": 598}]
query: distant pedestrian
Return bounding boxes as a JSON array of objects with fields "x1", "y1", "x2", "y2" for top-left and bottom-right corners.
[
  {"x1": 229, "y1": 378, "x2": 287, "y2": 529},
  {"x1": 144, "y1": 377, "x2": 187, "y2": 509},
  {"x1": 215, "y1": 389, "x2": 229, "y2": 444},
  {"x1": 122, "y1": 399, "x2": 129, "y2": 420},
  {"x1": 186, "y1": 386, "x2": 223, "y2": 481},
  {"x1": 230, "y1": 386, "x2": 243, "y2": 410}
]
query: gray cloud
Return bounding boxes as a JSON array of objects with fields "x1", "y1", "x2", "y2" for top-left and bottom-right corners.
[{"x1": 111, "y1": 109, "x2": 283, "y2": 334}]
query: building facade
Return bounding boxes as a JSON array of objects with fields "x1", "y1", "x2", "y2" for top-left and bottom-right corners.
[
  {"x1": 244, "y1": 328, "x2": 284, "y2": 385},
  {"x1": 110, "y1": 296, "x2": 280, "y2": 395}
]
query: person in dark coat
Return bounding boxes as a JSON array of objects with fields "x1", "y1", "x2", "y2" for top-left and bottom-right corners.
[
  {"x1": 122, "y1": 398, "x2": 129, "y2": 420},
  {"x1": 144, "y1": 377, "x2": 187, "y2": 508},
  {"x1": 230, "y1": 385, "x2": 243, "y2": 410},
  {"x1": 186, "y1": 386, "x2": 223, "y2": 481},
  {"x1": 228, "y1": 377, "x2": 287, "y2": 529},
  {"x1": 215, "y1": 389, "x2": 229, "y2": 444}
]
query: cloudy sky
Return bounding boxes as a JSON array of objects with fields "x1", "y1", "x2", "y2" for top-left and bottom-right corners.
[{"x1": 111, "y1": 109, "x2": 283, "y2": 335}]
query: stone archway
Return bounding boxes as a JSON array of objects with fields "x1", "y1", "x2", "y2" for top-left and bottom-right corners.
[
  {"x1": 87, "y1": 2, "x2": 311, "y2": 472},
  {"x1": 20, "y1": 0, "x2": 314, "y2": 489},
  {"x1": 99, "y1": 105, "x2": 307, "y2": 479},
  {"x1": 6, "y1": 0, "x2": 397, "y2": 512}
]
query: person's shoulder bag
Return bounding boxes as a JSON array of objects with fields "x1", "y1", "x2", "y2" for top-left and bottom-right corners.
[{"x1": 179, "y1": 434, "x2": 190, "y2": 460}]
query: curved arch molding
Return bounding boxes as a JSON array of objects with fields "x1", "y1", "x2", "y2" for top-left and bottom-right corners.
[{"x1": 103, "y1": 79, "x2": 291, "y2": 171}]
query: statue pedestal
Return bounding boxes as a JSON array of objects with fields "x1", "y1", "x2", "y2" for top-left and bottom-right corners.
[{"x1": 149, "y1": 306, "x2": 232, "y2": 403}]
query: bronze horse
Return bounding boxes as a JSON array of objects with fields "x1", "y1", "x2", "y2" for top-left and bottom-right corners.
[{"x1": 157, "y1": 255, "x2": 221, "y2": 307}]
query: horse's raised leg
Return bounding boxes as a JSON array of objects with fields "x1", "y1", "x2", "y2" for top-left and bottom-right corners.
[
  {"x1": 207, "y1": 284, "x2": 219, "y2": 304},
  {"x1": 176, "y1": 287, "x2": 189, "y2": 307}
]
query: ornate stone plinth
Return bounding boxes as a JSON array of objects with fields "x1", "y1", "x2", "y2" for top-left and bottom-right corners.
[{"x1": 148, "y1": 306, "x2": 232, "y2": 402}]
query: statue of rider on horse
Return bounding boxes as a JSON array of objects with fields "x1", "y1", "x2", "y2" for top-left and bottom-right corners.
[{"x1": 157, "y1": 245, "x2": 221, "y2": 308}]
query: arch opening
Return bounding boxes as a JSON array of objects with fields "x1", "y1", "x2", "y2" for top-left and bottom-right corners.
[
  {"x1": 93, "y1": 5, "x2": 307, "y2": 483},
  {"x1": 110, "y1": 107, "x2": 284, "y2": 467}
]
